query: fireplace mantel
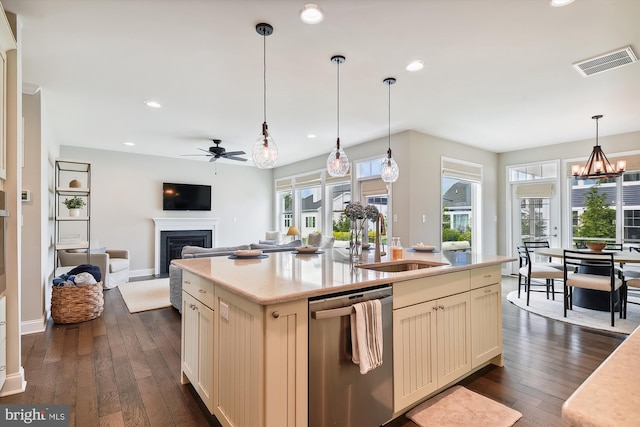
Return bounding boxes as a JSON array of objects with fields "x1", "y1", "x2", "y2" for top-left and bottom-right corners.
[{"x1": 152, "y1": 218, "x2": 219, "y2": 275}]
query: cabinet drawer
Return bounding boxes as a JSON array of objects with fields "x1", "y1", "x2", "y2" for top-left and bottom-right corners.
[
  {"x1": 183, "y1": 271, "x2": 214, "y2": 309},
  {"x1": 470, "y1": 266, "x2": 501, "y2": 289},
  {"x1": 393, "y1": 271, "x2": 470, "y2": 309}
]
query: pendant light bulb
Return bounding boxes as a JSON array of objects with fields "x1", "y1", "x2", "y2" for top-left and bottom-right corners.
[
  {"x1": 327, "y1": 138, "x2": 350, "y2": 177},
  {"x1": 252, "y1": 23, "x2": 278, "y2": 169},
  {"x1": 327, "y1": 55, "x2": 349, "y2": 177},
  {"x1": 381, "y1": 149, "x2": 399, "y2": 183},
  {"x1": 381, "y1": 77, "x2": 398, "y2": 183},
  {"x1": 253, "y1": 122, "x2": 278, "y2": 169}
]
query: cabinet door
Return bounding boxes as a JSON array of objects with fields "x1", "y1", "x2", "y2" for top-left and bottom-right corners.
[
  {"x1": 196, "y1": 299, "x2": 215, "y2": 413},
  {"x1": 264, "y1": 299, "x2": 308, "y2": 427},
  {"x1": 181, "y1": 291, "x2": 199, "y2": 385},
  {"x1": 436, "y1": 292, "x2": 471, "y2": 387},
  {"x1": 393, "y1": 300, "x2": 437, "y2": 412},
  {"x1": 215, "y1": 286, "x2": 263, "y2": 427},
  {"x1": 470, "y1": 283, "x2": 502, "y2": 368}
]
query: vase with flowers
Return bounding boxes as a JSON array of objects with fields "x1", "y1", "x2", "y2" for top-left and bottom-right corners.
[{"x1": 345, "y1": 202, "x2": 380, "y2": 264}]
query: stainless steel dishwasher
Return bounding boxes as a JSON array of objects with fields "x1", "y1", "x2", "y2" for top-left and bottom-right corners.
[{"x1": 308, "y1": 285, "x2": 393, "y2": 427}]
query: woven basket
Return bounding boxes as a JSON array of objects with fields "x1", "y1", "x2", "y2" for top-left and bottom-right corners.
[{"x1": 51, "y1": 281, "x2": 104, "y2": 324}]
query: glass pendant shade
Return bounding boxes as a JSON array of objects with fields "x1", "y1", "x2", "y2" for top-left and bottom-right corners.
[
  {"x1": 327, "y1": 139, "x2": 349, "y2": 177},
  {"x1": 381, "y1": 152, "x2": 399, "y2": 183},
  {"x1": 326, "y1": 55, "x2": 349, "y2": 177},
  {"x1": 381, "y1": 77, "x2": 399, "y2": 183},
  {"x1": 253, "y1": 123, "x2": 278, "y2": 169},
  {"x1": 254, "y1": 23, "x2": 278, "y2": 169}
]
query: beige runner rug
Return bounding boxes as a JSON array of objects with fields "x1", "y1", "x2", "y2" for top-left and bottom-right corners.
[
  {"x1": 117, "y1": 278, "x2": 171, "y2": 313},
  {"x1": 406, "y1": 386, "x2": 522, "y2": 427}
]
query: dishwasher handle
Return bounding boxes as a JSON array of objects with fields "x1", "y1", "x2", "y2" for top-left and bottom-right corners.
[{"x1": 311, "y1": 295, "x2": 393, "y2": 320}]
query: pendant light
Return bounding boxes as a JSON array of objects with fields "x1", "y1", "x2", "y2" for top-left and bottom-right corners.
[
  {"x1": 380, "y1": 77, "x2": 399, "y2": 183},
  {"x1": 252, "y1": 23, "x2": 278, "y2": 169},
  {"x1": 571, "y1": 115, "x2": 626, "y2": 180},
  {"x1": 326, "y1": 55, "x2": 350, "y2": 177}
]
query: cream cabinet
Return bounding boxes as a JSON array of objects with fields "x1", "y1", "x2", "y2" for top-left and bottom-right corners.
[
  {"x1": 181, "y1": 272, "x2": 215, "y2": 413},
  {"x1": 214, "y1": 285, "x2": 308, "y2": 427},
  {"x1": 470, "y1": 266, "x2": 503, "y2": 368},
  {"x1": 392, "y1": 272, "x2": 471, "y2": 412}
]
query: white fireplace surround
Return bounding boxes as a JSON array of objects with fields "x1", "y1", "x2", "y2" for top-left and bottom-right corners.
[{"x1": 152, "y1": 217, "x2": 219, "y2": 275}]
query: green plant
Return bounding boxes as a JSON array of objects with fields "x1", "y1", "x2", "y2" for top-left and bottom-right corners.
[
  {"x1": 574, "y1": 185, "x2": 616, "y2": 240},
  {"x1": 63, "y1": 196, "x2": 86, "y2": 209}
]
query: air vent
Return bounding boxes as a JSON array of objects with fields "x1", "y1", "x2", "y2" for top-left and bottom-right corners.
[{"x1": 573, "y1": 46, "x2": 637, "y2": 77}]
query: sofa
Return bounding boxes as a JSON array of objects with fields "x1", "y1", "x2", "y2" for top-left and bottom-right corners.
[
  {"x1": 169, "y1": 240, "x2": 302, "y2": 313},
  {"x1": 58, "y1": 248, "x2": 130, "y2": 289}
]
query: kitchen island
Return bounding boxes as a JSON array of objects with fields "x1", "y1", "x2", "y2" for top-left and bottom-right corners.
[{"x1": 172, "y1": 248, "x2": 515, "y2": 427}]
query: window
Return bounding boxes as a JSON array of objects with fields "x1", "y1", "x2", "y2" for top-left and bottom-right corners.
[
  {"x1": 441, "y1": 158, "x2": 482, "y2": 250},
  {"x1": 276, "y1": 171, "x2": 350, "y2": 241},
  {"x1": 570, "y1": 165, "x2": 640, "y2": 246}
]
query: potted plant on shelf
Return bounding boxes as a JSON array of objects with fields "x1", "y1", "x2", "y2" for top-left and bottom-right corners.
[{"x1": 63, "y1": 196, "x2": 86, "y2": 217}]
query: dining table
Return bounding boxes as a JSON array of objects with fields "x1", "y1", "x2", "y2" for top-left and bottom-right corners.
[{"x1": 534, "y1": 248, "x2": 640, "y2": 311}]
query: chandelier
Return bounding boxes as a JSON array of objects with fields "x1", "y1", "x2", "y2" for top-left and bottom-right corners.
[{"x1": 572, "y1": 115, "x2": 625, "y2": 180}]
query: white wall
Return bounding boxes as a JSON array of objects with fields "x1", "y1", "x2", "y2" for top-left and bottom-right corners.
[
  {"x1": 59, "y1": 146, "x2": 273, "y2": 276},
  {"x1": 20, "y1": 92, "x2": 44, "y2": 331}
]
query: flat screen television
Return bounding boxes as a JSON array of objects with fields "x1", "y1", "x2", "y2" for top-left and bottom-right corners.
[{"x1": 163, "y1": 182, "x2": 212, "y2": 211}]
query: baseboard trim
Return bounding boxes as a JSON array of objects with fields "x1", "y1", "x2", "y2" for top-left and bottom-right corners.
[
  {"x1": 0, "y1": 367, "x2": 27, "y2": 397},
  {"x1": 21, "y1": 314, "x2": 47, "y2": 335},
  {"x1": 129, "y1": 268, "x2": 154, "y2": 278}
]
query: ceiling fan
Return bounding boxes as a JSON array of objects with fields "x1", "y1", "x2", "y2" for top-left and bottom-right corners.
[{"x1": 183, "y1": 139, "x2": 248, "y2": 162}]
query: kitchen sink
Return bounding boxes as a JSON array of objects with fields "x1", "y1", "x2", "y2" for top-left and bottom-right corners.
[{"x1": 356, "y1": 260, "x2": 448, "y2": 272}]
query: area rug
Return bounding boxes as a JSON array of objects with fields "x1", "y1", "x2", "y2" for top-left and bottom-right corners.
[
  {"x1": 507, "y1": 289, "x2": 640, "y2": 335},
  {"x1": 406, "y1": 385, "x2": 522, "y2": 427},
  {"x1": 117, "y1": 278, "x2": 171, "y2": 313}
]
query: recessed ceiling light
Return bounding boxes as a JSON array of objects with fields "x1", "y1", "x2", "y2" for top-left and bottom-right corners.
[
  {"x1": 406, "y1": 60, "x2": 424, "y2": 72},
  {"x1": 123, "y1": 141, "x2": 135, "y2": 146},
  {"x1": 144, "y1": 100, "x2": 162, "y2": 108},
  {"x1": 300, "y1": 4, "x2": 324, "y2": 24},
  {"x1": 306, "y1": 134, "x2": 317, "y2": 139},
  {"x1": 549, "y1": 0, "x2": 575, "y2": 6}
]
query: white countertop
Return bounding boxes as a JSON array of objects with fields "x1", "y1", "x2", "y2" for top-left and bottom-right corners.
[
  {"x1": 172, "y1": 248, "x2": 516, "y2": 305},
  {"x1": 562, "y1": 325, "x2": 640, "y2": 426}
]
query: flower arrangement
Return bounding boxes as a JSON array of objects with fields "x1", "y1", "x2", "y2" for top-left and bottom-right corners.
[
  {"x1": 345, "y1": 201, "x2": 366, "y2": 220},
  {"x1": 365, "y1": 204, "x2": 379, "y2": 221},
  {"x1": 63, "y1": 196, "x2": 86, "y2": 209}
]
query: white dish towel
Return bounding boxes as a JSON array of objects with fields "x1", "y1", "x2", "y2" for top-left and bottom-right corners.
[{"x1": 350, "y1": 299, "x2": 383, "y2": 374}]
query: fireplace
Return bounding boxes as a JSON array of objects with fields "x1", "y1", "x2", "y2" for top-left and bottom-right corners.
[
  {"x1": 160, "y1": 230, "x2": 212, "y2": 274},
  {"x1": 152, "y1": 217, "x2": 219, "y2": 275}
]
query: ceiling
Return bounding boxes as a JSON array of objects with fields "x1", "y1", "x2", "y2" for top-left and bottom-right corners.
[{"x1": 3, "y1": 0, "x2": 639, "y2": 167}]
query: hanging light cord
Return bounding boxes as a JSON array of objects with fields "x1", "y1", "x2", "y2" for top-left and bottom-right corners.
[
  {"x1": 262, "y1": 32, "x2": 267, "y2": 126},
  {"x1": 387, "y1": 80, "x2": 391, "y2": 155},
  {"x1": 594, "y1": 115, "x2": 599, "y2": 146},
  {"x1": 336, "y1": 59, "x2": 340, "y2": 144}
]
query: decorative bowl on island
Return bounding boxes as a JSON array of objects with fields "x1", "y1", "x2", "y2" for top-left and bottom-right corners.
[{"x1": 586, "y1": 242, "x2": 606, "y2": 252}]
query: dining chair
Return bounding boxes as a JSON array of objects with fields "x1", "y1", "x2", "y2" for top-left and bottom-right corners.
[
  {"x1": 517, "y1": 246, "x2": 564, "y2": 306},
  {"x1": 621, "y1": 274, "x2": 640, "y2": 318},
  {"x1": 563, "y1": 250, "x2": 623, "y2": 327},
  {"x1": 523, "y1": 240, "x2": 563, "y2": 270}
]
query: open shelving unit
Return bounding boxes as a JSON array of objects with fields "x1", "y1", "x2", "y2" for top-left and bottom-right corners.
[{"x1": 54, "y1": 159, "x2": 91, "y2": 274}]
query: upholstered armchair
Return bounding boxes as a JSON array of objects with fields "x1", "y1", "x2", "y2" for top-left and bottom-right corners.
[{"x1": 57, "y1": 249, "x2": 130, "y2": 289}]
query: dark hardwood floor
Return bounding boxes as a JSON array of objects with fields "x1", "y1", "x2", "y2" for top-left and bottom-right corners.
[{"x1": 0, "y1": 275, "x2": 626, "y2": 426}]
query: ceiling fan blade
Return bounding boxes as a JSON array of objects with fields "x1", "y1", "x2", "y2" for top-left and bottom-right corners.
[
  {"x1": 224, "y1": 151, "x2": 246, "y2": 156},
  {"x1": 197, "y1": 147, "x2": 213, "y2": 154},
  {"x1": 181, "y1": 154, "x2": 211, "y2": 157},
  {"x1": 226, "y1": 156, "x2": 248, "y2": 162}
]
